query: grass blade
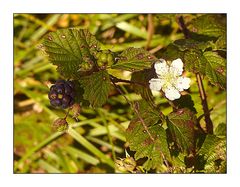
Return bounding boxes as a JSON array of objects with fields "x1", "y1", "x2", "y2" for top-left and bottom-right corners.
[
  {"x1": 38, "y1": 159, "x2": 61, "y2": 173},
  {"x1": 64, "y1": 146, "x2": 100, "y2": 165},
  {"x1": 67, "y1": 128, "x2": 115, "y2": 168}
]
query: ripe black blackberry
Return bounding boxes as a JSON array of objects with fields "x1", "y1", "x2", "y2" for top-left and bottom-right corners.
[{"x1": 48, "y1": 80, "x2": 75, "y2": 109}]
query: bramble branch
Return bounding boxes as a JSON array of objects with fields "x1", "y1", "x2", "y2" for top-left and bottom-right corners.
[
  {"x1": 110, "y1": 75, "x2": 147, "y2": 87},
  {"x1": 178, "y1": 16, "x2": 213, "y2": 134}
]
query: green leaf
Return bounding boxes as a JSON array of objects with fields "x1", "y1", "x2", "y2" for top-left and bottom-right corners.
[
  {"x1": 157, "y1": 44, "x2": 184, "y2": 62},
  {"x1": 131, "y1": 69, "x2": 155, "y2": 106},
  {"x1": 197, "y1": 134, "x2": 226, "y2": 173},
  {"x1": 183, "y1": 49, "x2": 206, "y2": 74},
  {"x1": 111, "y1": 47, "x2": 157, "y2": 72},
  {"x1": 215, "y1": 35, "x2": 226, "y2": 50},
  {"x1": 190, "y1": 15, "x2": 226, "y2": 38},
  {"x1": 127, "y1": 124, "x2": 170, "y2": 171},
  {"x1": 203, "y1": 51, "x2": 226, "y2": 89},
  {"x1": 214, "y1": 123, "x2": 226, "y2": 137},
  {"x1": 198, "y1": 135, "x2": 221, "y2": 156},
  {"x1": 173, "y1": 39, "x2": 214, "y2": 52},
  {"x1": 42, "y1": 28, "x2": 100, "y2": 79},
  {"x1": 126, "y1": 101, "x2": 170, "y2": 171},
  {"x1": 79, "y1": 70, "x2": 111, "y2": 108},
  {"x1": 172, "y1": 95, "x2": 197, "y2": 114},
  {"x1": 184, "y1": 50, "x2": 226, "y2": 89},
  {"x1": 166, "y1": 108, "x2": 196, "y2": 153}
]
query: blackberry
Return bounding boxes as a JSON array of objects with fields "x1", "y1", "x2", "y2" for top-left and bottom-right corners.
[{"x1": 48, "y1": 80, "x2": 75, "y2": 109}]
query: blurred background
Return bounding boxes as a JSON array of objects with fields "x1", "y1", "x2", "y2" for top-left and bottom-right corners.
[{"x1": 14, "y1": 14, "x2": 226, "y2": 173}]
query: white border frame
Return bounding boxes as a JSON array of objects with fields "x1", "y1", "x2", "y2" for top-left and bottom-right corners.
[{"x1": 1, "y1": 0, "x2": 240, "y2": 186}]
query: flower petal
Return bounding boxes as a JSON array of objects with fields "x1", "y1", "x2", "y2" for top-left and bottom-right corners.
[
  {"x1": 170, "y1": 58, "x2": 183, "y2": 76},
  {"x1": 149, "y1": 78, "x2": 163, "y2": 91},
  {"x1": 154, "y1": 59, "x2": 169, "y2": 76},
  {"x1": 164, "y1": 87, "x2": 181, "y2": 101},
  {"x1": 176, "y1": 77, "x2": 191, "y2": 91}
]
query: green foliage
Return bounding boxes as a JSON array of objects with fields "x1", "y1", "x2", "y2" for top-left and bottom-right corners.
[
  {"x1": 131, "y1": 69, "x2": 154, "y2": 105},
  {"x1": 214, "y1": 123, "x2": 226, "y2": 137},
  {"x1": 111, "y1": 47, "x2": 157, "y2": 72},
  {"x1": 190, "y1": 14, "x2": 226, "y2": 38},
  {"x1": 197, "y1": 134, "x2": 226, "y2": 173},
  {"x1": 126, "y1": 101, "x2": 170, "y2": 171},
  {"x1": 203, "y1": 51, "x2": 226, "y2": 89},
  {"x1": 79, "y1": 70, "x2": 111, "y2": 108},
  {"x1": 166, "y1": 108, "x2": 196, "y2": 153},
  {"x1": 158, "y1": 14, "x2": 226, "y2": 90},
  {"x1": 183, "y1": 49, "x2": 206, "y2": 73},
  {"x1": 161, "y1": 42, "x2": 226, "y2": 90},
  {"x1": 172, "y1": 95, "x2": 197, "y2": 113},
  {"x1": 42, "y1": 28, "x2": 100, "y2": 79},
  {"x1": 184, "y1": 50, "x2": 226, "y2": 89},
  {"x1": 173, "y1": 39, "x2": 214, "y2": 52}
]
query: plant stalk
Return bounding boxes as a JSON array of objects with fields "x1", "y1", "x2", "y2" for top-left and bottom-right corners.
[
  {"x1": 110, "y1": 75, "x2": 147, "y2": 87},
  {"x1": 178, "y1": 16, "x2": 213, "y2": 134}
]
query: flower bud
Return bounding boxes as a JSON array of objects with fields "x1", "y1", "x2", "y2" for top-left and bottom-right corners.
[{"x1": 52, "y1": 118, "x2": 68, "y2": 132}]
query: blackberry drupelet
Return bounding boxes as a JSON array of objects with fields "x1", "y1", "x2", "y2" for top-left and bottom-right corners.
[{"x1": 48, "y1": 80, "x2": 75, "y2": 109}]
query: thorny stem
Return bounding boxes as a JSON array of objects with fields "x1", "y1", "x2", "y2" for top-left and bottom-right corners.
[
  {"x1": 133, "y1": 103, "x2": 171, "y2": 172},
  {"x1": 64, "y1": 108, "x2": 71, "y2": 120},
  {"x1": 133, "y1": 102, "x2": 155, "y2": 141},
  {"x1": 110, "y1": 78, "x2": 154, "y2": 140},
  {"x1": 196, "y1": 74, "x2": 213, "y2": 133},
  {"x1": 110, "y1": 79, "x2": 171, "y2": 172},
  {"x1": 110, "y1": 75, "x2": 147, "y2": 87},
  {"x1": 178, "y1": 16, "x2": 213, "y2": 134},
  {"x1": 110, "y1": 78, "x2": 132, "y2": 106}
]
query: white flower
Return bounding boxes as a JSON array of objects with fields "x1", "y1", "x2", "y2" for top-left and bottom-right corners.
[{"x1": 149, "y1": 58, "x2": 191, "y2": 101}]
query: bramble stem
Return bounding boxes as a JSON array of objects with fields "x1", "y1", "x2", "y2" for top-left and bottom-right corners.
[
  {"x1": 178, "y1": 16, "x2": 213, "y2": 134},
  {"x1": 110, "y1": 75, "x2": 147, "y2": 87},
  {"x1": 196, "y1": 74, "x2": 213, "y2": 133},
  {"x1": 64, "y1": 108, "x2": 71, "y2": 119},
  {"x1": 133, "y1": 102, "x2": 155, "y2": 141},
  {"x1": 110, "y1": 79, "x2": 154, "y2": 141},
  {"x1": 110, "y1": 79, "x2": 171, "y2": 171}
]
